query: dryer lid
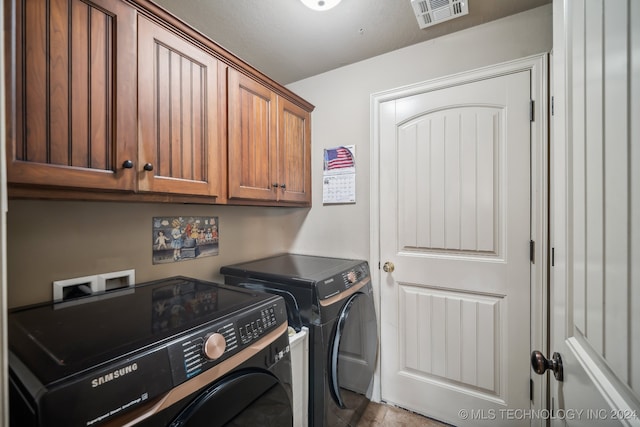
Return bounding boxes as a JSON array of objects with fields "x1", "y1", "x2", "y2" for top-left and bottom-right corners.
[{"x1": 220, "y1": 253, "x2": 366, "y2": 286}]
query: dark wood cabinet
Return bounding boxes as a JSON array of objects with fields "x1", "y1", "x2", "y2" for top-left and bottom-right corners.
[
  {"x1": 137, "y1": 15, "x2": 223, "y2": 197},
  {"x1": 5, "y1": 0, "x2": 312, "y2": 206},
  {"x1": 228, "y1": 69, "x2": 277, "y2": 201},
  {"x1": 277, "y1": 97, "x2": 311, "y2": 204},
  {"x1": 5, "y1": 0, "x2": 137, "y2": 191},
  {"x1": 228, "y1": 69, "x2": 311, "y2": 205}
]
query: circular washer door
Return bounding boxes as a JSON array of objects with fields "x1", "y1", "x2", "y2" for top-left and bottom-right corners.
[
  {"x1": 170, "y1": 370, "x2": 292, "y2": 427},
  {"x1": 328, "y1": 291, "x2": 378, "y2": 408}
]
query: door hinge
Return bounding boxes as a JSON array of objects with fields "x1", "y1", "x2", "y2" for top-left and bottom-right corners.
[
  {"x1": 378, "y1": 261, "x2": 381, "y2": 270},
  {"x1": 551, "y1": 96, "x2": 554, "y2": 116},
  {"x1": 530, "y1": 378, "x2": 534, "y2": 401},
  {"x1": 530, "y1": 99, "x2": 534, "y2": 121},
  {"x1": 530, "y1": 240, "x2": 535, "y2": 263},
  {"x1": 551, "y1": 247, "x2": 555, "y2": 267}
]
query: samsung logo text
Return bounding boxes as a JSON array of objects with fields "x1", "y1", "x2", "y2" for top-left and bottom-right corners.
[{"x1": 91, "y1": 363, "x2": 138, "y2": 388}]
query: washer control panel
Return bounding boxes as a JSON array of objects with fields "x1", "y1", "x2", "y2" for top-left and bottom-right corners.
[
  {"x1": 166, "y1": 300, "x2": 285, "y2": 385},
  {"x1": 238, "y1": 305, "x2": 278, "y2": 345}
]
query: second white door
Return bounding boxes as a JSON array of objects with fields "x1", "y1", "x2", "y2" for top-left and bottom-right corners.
[{"x1": 379, "y1": 70, "x2": 532, "y2": 426}]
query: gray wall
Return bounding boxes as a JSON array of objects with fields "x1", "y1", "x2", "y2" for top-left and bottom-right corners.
[{"x1": 7, "y1": 201, "x2": 308, "y2": 307}]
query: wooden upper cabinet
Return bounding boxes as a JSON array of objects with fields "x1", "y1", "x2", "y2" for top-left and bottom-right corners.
[
  {"x1": 278, "y1": 97, "x2": 311, "y2": 204},
  {"x1": 227, "y1": 68, "x2": 278, "y2": 201},
  {"x1": 137, "y1": 16, "x2": 222, "y2": 198},
  {"x1": 228, "y1": 68, "x2": 311, "y2": 205},
  {"x1": 5, "y1": 0, "x2": 137, "y2": 190},
  {"x1": 5, "y1": 0, "x2": 311, "y2": 204}
]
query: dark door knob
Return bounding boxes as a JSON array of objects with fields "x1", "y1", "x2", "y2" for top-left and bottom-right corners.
[
  {"x1": 531, "y1": 350, "x2": 563, "y2": 381},
  {"x1": 143, "y1": 163, "x2": 154, "y2": 172},
  {"x1": 122, "y1": 160, "x2": 134, "y2": 169}
]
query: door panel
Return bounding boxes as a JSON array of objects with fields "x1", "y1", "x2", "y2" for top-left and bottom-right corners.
[
  {"x1": 551, "y1": 0, "x2": 640, "y2": 423},
  {"x1": 398, "y1": 286, "x2": 502, "y2": 395},
  {"x1": 137, "y1": 16, "x2": 220, "y2": 197},
  {"x1": 398, "y1": 106, "x2": 500, "y2": 255},
  {"x1": 278, "y1": 97, "x2": 311, "y2": 203},
  {"x1": 227, "y1": 69, "x2": 277, "y2": 201},
  {"x1": 330, "y1": 292, "x2": 377, "y2": 407},
  {"x1": 380, "y1": 71, "x2": 532, "y2": 426},
  {"x1": 170, "y1": 371, "x2": 292, "y2": 427},
  {"x1": 6, "y1": 0, "x2": 136, "y2": 190}
]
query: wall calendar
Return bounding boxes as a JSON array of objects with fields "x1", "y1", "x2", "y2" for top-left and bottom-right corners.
[{"x1": 323, "y1": 145, "x2": 356, "y2": 204}]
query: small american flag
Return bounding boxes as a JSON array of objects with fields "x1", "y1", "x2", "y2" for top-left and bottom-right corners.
[{"x1": 325, "y1": 146, "x2": 354, "y2": 170}]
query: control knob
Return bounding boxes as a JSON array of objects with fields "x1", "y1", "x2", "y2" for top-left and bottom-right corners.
[
  {"x1": 203, "y1": 333, "x2": 226, "y2": 360},
  {"x1": 347, "y1": 271, "x2": 358, "y2": 284}
]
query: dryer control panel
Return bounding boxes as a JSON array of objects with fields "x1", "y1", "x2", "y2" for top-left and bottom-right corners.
[
  {"x1": 166, "y1": 298, "x2": 286, "y2": 385},
  {"x1": 316, "y1": 261, "x2": 370, "y2": 301}
]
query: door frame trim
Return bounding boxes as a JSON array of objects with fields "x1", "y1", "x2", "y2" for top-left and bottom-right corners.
[{"x1": 369, "y1": 53, "x2": 549, "y2": 419}]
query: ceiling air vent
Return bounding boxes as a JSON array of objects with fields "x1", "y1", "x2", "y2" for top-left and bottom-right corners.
[{"x1": 410, "y1": 0, "x2": 469, "y2": 29}]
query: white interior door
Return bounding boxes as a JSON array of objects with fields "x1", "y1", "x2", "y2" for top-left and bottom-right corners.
[
  {"x1": 549, "y1": 0, "x2": 640, "y2": 425},
  {"x1": 378, "y1": 68, "x2": 534, "y2": 426}
]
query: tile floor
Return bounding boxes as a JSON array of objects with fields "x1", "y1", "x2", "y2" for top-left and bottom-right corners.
[{"x1": 357, "y1": 402, "x2": 452, "y2": 426}]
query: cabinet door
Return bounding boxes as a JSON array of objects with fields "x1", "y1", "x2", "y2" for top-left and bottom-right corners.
[
  {"x1": 277, "y1": 97, "x2": 311, "y2": 204},
  {"x1": 5, "y1": 0, "x2": 137, "y2": 190},
  {"x1": 227, "y1": 68, "x2": 278, "y2": 201},
  {"x1": 137, "y1": 16, "x2": 222, "y2": 197}
]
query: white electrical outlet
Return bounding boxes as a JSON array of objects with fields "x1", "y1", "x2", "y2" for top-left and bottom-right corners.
[
  {"x1": 97, "y1": 269, "x2": 135, "y2": 292},
  {"x1": 53, "y1": 275, "x2": 99, "y2": 302}
]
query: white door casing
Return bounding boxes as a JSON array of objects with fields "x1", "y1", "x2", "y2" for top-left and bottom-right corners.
[
  {"x1": 550, "y1": 0, "x2": 640, "y2": 425},
  {"x1": 371, "y1": 55, "x2": 548, "y2": 427},
  {"x1": 0, "y1": 0, "x2": 8, "y2": 423}
]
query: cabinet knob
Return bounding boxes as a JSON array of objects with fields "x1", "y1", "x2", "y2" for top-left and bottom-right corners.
[
  {"x1": 143, "y1": 163, "x2": 154, "y2": 172},
  {"x1": 272, "y1": 183, "x2": 279, "y2": 188},
  {"x1": 280, "y1": 184, "x2": 286, "y2": 190},
  {"x1": 122, "y1": 160, "x2": 134, "y2": 169}
]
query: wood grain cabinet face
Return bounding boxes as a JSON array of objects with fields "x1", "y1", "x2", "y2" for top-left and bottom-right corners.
[
  {"x1": 6, "y1": 0, "x2": 309, "y2": 204},
  {"x1": 227, "y1": 68, "x2": 278, "y2": 201},
  {"x1": 228, "y1": 68, "x2": 311, "y2": 205},
  {"x1": 278, "y1": 97, "x2": 311, "y2": 204},
  {"x1": 137, "y1": 16, "x2": 222, "y2": 198},
  {"x1": 5, "y1": 0, "x2": 137, "y2": 190}
]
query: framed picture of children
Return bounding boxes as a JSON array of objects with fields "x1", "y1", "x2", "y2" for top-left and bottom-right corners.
[{"x1": 152, "y1": 216, "x2": 219, "y2": 264}]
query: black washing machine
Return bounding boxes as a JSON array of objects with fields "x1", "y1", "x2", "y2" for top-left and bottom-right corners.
[
  {"x1": 221, "y1": 254, "x2": 378, "y2": 427},
  {"x1": 8, "y1": 276, "x2": 293, "y2": 427}
]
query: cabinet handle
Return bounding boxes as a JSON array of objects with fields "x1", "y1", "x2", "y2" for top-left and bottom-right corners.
[
  {"x1": 280, "y1": 184, "x2": 286, "y2": 190},
  {"x1": 122, "y1": 160, "x2": 134, "y2": 169},
  {"x1": 272, "y1": 183, "x2": 279, "y2": 188},
  {"x1": 143, "y1": 163, "x2": 154, "y2": 172}
]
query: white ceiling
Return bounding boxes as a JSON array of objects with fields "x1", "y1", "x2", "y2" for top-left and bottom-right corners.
[{"x1": 152, "y1": 0, "x2": 550, "y2": 85}]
